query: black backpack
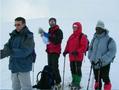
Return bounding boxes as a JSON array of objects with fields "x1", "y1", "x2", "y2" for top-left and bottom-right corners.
[{"x1": 33, "y1": 65, "x2": 55, "y2": 89}]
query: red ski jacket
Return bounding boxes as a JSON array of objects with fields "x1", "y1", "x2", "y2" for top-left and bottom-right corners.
[
  {"x1": 46, "y1": 25, "x2": 63, "y2": 54},
  {"x1": 64, "y1": 22, "x2": 88, "y2": 62}
]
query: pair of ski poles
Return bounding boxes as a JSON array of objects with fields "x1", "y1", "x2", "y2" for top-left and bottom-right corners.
[{"x1": 87, "y1": 59, "x2": 102, "y2": 90}]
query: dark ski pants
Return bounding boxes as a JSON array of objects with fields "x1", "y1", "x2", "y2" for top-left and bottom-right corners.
[
  {"x1": 70, "y1": 61, "x2": 82, "y2": 84},
  {"x1": 70, "y1": 61, "x2": 82, "y2": 76},
  {"x1": 93, "y1": 64, "x2": 111, "y2": 89},
  {"x1": 47, "y1": 53, "x2": 61, "y2": 84}
]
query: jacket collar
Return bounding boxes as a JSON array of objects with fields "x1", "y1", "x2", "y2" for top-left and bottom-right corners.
[
  {"x1": 49, "y1": 25, "x2": 59, "y2": 32},
  {"x1": 94, "y1": 29, "x2": 109, "y2": 38},
  {"x1": 10, "y1": 26, "x2": 32, "y2": 37}
]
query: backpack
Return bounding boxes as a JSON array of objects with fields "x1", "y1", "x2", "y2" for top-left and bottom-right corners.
[
  {"x1": 33, "y1": 65, "x2": 55, "y2": 89},
  {"x1": 78, "y1": 33, "x2": 90, "y2": 56}
]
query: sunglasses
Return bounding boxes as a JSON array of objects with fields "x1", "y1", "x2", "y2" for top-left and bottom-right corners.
[
  {"x1": 73, "y1": 25, "x2": 78, "y2": 28},
  {"x1": 14, "y1": 24, "x2": 21, "y2": 26}
]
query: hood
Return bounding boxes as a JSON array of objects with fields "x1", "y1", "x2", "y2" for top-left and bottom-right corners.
[{"x1": 73, "y1": 22, "x2": 82, "y2": 35}]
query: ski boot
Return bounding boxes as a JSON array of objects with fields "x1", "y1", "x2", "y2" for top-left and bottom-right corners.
[
  {"x1": 54, "y1": 83, "x2": 61, "y2": 90},
  {"x1": 104, "y1": 82, "x2": 112, "y2": 90}
]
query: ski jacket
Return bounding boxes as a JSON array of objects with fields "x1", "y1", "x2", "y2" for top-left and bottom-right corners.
[
  {"x1": 64, "y1": 22, "x2": 88, "y2": 62},
  {"x1": 0, "y1": 26, "x2": 35, "y2": 73},
  {"x1": 88, "y1": 30, "x2": 116, "y2": 69},
  {"x1": 46, "y1": 25, "x2": 63, "y2": 54}
]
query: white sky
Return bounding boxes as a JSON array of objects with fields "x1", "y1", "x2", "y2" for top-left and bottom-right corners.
[{"x1": 0, "y1": 0, "x2": 119, "y2": 22}]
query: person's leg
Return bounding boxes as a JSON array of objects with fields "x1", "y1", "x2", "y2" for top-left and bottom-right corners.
[
  {"x1": 93, "y1": 68, "x2": 102, "y2": 90},
  {"x1": 18, "y1": 72, "x2": 32, "y2": 90},
  {"x1": 70, "y1": 62, "x2": 75, "y2": 84},
  {"x1": 47, "y1": 53, "x2": 52, "y2": 66},
  {"x1": 74, "y1": 61, "x2": 82, "y2": 86},
  {"x1": 11, "y1": 73, "x2": 21, "y2": 90},
  {"x1": 50, "y1": 53, "x2": 61, "y2": 84},
  {"x1": 101, "y1": 64, "x2": 111, "y2": 90}
]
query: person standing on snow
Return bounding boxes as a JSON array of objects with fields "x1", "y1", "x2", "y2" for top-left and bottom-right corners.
[
  {"x1": 46, "y1": 18, "x2": 63, "y2": 88},
  {"x1": 0, "y1": 17, "x2": 35, "y2": 90},
  {"x1": 88, "y1": 20, "x2": 116, "y2": 90},
  {"x1": 63, "y1": 22, "x2": 88, "y2": 88}
]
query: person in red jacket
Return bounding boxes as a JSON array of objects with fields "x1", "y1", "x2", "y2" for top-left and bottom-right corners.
[
  {"x1": 46, "y1": 18, "x2": 63, "y2": 88},
  {"x1": 63, "y1": 22, "x2": 88, "y2": 88}
]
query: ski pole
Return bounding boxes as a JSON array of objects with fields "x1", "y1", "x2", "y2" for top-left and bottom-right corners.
[
  {"x1": 62, "y1": 56, "x2": 66, "y2": 90},
  {"x1": 32, "y1": 63, "x2": 35, "y2": 85},
  {"x1": 87, "y1": 65, "x2": 93, "y2": 90}
]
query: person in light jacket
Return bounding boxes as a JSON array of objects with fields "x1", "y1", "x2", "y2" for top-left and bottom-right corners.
[{"x1": 88, "y1": 20, "x2": 116, "y2": 90}]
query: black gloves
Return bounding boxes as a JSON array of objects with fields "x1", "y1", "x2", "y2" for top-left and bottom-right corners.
[
  {"x1": 71, "y1": 51, "x2": 78, "y2": 56},
  {"x1": 63, "y1": 52, "x2": 68, "y2": 57},
  {"x1": 91, "y1": 59, "x2": 102, "y2": 66},
  {"x1": 91, "y1": 61, "x2": 96, "y2": 65},
  {"x1": 63, "y1": 51, "x2": 78, "y2": 57}
]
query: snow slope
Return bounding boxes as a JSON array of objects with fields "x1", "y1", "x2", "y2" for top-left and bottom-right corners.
[{"x1": 0, "y1": 18, "x2": 119, "y2": 90}]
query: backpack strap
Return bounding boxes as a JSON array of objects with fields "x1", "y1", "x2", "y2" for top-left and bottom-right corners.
[
  {"x1": 78, "y1": 33, "x2": 88, "y2": 56},
  {"x1": 78, "y1": 33, "x2": 83, "y2": 42},
  {"x1": 107, "y1": 37, "x2": 112, "y2": 50},
  {"x1": 107, "y1": 37, "x2": 115, "y2": 61},
  {"x1": 90, "y1": 37, "x2": 96, "y2": 50}
]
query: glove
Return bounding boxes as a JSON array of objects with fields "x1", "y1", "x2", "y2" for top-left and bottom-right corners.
[
  {"x1": 63, "y1": 52, "x2": 68, "y2": 57},
  {"x1": 91, "y1": 59, "x2": 102, "y2": 66},
  {"x1": 38, "y1": 28, "x2": 44, "y2": 34},
  {"x1": 71, "y1": 51, "x2": 78, "y2": 56},
  {"x1": 91, "y1": 61, "x2": 96, "y2": 65}
]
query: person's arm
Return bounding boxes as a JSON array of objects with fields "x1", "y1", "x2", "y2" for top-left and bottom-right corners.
[
  {"x1": 101, "y1": 39, "x2": 117, "y2": 64},
  {"x1": 12, "y1": 35, "x2": 35, "y2": 58},
  {"x1": 0, "y1": 40, "x2": 11, "y2": 59},
  {"x1": 63, "y1": 39, "x2": 69, "y2": 57},
  {"x1": 49, "y1": 29, "x2": 63, "y2": 45},
  {"x1": 88, "y1": 38, "x2": 94, "y2": 60},
  {"x1": 77, "y1": 35, "x2": 88, "y2": 54}
]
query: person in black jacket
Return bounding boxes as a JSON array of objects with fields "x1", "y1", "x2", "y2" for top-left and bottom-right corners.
[{"x1": 46, "y1": 18, "x2": 63, "y2": 88}]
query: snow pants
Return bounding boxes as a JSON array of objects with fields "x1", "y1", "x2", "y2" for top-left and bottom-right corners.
[
  {"x1": 47, "y1": 53, "x2": 61, "y2": 84},
  {"x1": 93, "y1": 63, "x2": 111, "y2": 89},
  {"x1": 11, "y1": 72, "x2": 32, "y2": 90},
  {"x1": 70, "y1": 61, "x2": 82, "y2": 86}
]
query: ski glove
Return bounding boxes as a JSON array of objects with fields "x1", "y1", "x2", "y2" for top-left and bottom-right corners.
[
  {"x1": 38, "y1": 28, "x2": 44, "y2": 34},
  {"x1": 71, "y1": 51, "x2": 78, "y2": 56},
  {"x1": 63, "y1": 51, "x2": 68, "y2": 57},
  {"x1": 91, "y1": 59, "x2": 102, "y2": 66}
]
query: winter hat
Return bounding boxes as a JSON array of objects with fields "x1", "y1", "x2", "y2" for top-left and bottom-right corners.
[
  {"x1": 96, "y1": 20, "x2": 105, "y2": 29},
  {"x1": 49, "y1": 17, "x2": 56, "y2": 23},
  {"x1": 73, "y1": 22, "x2": 82, "y2": 31}
]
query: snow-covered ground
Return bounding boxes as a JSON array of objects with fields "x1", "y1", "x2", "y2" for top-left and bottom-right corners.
[{"x1": 0, "y1": 18, "x2": 119, "y2": 90}]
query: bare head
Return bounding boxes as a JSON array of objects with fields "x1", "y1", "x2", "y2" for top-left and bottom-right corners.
[
  {"x1": 14, "y1": 17, "x2": 26, "y2": 32},
  {"x1": 49, "y1": 18, "x2": 56, "y2": 27}
]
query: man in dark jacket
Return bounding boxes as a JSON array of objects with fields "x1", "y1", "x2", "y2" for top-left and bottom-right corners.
[
  {"x1": 0, "y1": 17, "x2": 35, "y2": 90},
  {"x1": 46, "y1": 18, "x2": 63, "y2": 88}
]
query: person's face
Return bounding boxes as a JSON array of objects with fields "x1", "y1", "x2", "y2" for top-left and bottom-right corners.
[
  {"x1": 73, "y1": 25, "x2": 78, "y2": 32},
  {"x1": 15, "y1": 21, "x2": 25, "y2": 32},
  {"x1": 49, "y1": 20, "x2": 56, "y2": 27},
  {"x1": 96, "y1": 27, "x2": 105, "y2": 35}
]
